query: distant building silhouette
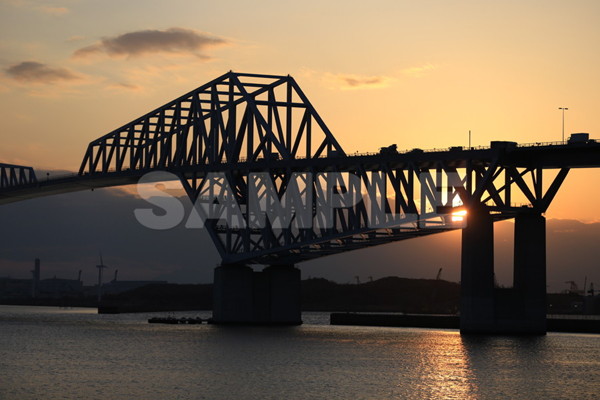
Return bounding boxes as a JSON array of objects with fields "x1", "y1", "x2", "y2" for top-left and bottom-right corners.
[{"x1": 0, "y1": 258, "x2": 165, "y2": 301}]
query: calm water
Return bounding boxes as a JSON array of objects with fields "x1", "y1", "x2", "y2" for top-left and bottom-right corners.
[{"x1": 0, "y1": 306, "x2": 599, "y2": 400}]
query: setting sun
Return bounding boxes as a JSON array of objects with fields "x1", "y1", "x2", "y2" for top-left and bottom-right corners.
[{"x1": 452, "y1": 209, "x2": 468, "y2": 223}]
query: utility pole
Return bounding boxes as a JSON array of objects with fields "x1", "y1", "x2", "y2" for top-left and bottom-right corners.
[{"x1": 96, "y1": 254, "x2": 107, "y2": 303}]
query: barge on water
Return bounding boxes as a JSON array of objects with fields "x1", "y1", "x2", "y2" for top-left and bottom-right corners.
[{"x1": 148, "y1": 316, "x2": 204, "y2": 325}]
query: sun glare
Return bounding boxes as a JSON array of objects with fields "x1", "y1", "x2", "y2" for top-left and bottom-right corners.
[{"x1": 451, "y1": 209, "x2": 467, "y2": 222}]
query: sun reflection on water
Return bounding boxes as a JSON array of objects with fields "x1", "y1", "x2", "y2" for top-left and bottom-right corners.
[{"x1": 394, "y1": 331, "x2": 478, "y2": 400}]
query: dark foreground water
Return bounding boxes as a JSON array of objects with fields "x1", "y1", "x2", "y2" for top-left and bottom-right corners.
[{"x1": 0, "y1": 306, "x2": 599, "y2": 400}]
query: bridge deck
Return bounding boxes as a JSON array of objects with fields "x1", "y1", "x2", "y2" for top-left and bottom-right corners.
[{"x1": 2, "y1": 141, "x2": 599, "y2": 205}]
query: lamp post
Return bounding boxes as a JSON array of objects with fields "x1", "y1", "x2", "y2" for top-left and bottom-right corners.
[{"x1": 559, "y1": 107, "x2": 568, "y2": 143}]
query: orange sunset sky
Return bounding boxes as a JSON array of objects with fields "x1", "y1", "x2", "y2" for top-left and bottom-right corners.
[
  {"x1": 1, "y1": 1, "x2": 599, "y2": 222},
  {"x1": 0, "y1": 1, "x2": 599, "y2": 288}
]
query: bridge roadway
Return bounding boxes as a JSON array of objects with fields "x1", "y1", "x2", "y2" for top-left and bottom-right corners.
[{"x1": 2, "y1": 140, "x2": 599, "y2": 205}]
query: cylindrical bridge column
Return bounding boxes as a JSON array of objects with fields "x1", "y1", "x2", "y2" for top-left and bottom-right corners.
[
  {"x1": 264, "y1": 265, "x2": 302, "y2": 325},
  {"x1": 513, "y1": 212, "x2": 547, "y2": 334},
  {"x1": 460, "y1": 206, "x2": 495, "y2": 333},
  {"x1": 211, "y1": 263, "x2": 302, "y2": 325},
  {"x1": 212, "y1": 264, "x2": 254, "y2": 324}
]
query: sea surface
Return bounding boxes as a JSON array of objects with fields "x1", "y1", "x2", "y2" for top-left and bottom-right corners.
[{"x1": 0, "y1": 305, "x2": 599, "y2": 400}]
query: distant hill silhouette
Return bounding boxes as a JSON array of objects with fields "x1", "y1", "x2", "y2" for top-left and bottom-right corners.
[
  {"x1": 301, "y1": 277, "x2": 459, "y2": 313},
  {"x1": 4, "y1": 276, "x2": 598, "y2": 315},
  {"x1": 97, "y1": 277, "x2": 460, "y2": 313}
]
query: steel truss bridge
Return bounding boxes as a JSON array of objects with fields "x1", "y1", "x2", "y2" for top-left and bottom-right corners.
[{"x1": 2, "y1": 71, "x2": 599, "y2": 266}]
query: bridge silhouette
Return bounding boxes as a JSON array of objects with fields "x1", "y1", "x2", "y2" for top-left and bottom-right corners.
[{"x1": 2, "y1": 71, "x2": 599, "y2": 333}]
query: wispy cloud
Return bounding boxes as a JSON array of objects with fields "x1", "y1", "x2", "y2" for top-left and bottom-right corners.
[
  {"x1": 106, "y1": 82, "x2": 142, "y2": 92},
  {"x1": 38, "y1": 5, "x2": 69, "y2": 15},
  {"x1": 300, "y1": 65, "x2": 437, "y2": 90},
  {"x1": 1, "y1": 1, "x2": 70, "y2": 15},
  {"x1": 72, "y1": 28, "x2": 228, "y2": 59},
  {"x1": 400, "y1": 63, "x2": 437, "y2": 78},
  {"x1": 66, "y1": 35, "x2": 85, "y2": 43},
  {"x1": 5, "y1": 61, "x2": 80, "y2": 84},
  {"x1": 324, "y1": 73, "x2": 394, "y2": 90}
]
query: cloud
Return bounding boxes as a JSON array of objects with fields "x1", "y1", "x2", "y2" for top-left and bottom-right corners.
[
  {"x1": 0, "y1": 187, "x2": 218, "y2": 284},
  {"x1": 73, "y1": 27, "x2": 228, "y2": 59},
  {"x1": 301, "y1": 65, "x2": 437, "y2": 91},
  {"x1": 400, "y1": 63, "x2": 437, "y2": 78},
  {"x1": 0, "y1": 184, "x2": 598, "y2": 291},
  {"x1": 325, "y1": 73, "x2": 394, "y2": 90},
  {"x1": 1, "y1": 1, "x2": 69, "y2": 15},
  {"x1": 38, "y1": 5, "x2": 69, "y2": 15},
  {"x1": 66, "y1": 35, "x2": 85, "y2": 43},
  {"x1": 106, "y1": 82, "x2": 142, "y2": 92},
  {"x1": 5, "y1": 61, "x2": 80, "y2": 84}
]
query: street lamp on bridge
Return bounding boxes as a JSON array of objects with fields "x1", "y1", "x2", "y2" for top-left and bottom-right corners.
[{"x1": 559, "y1": 107, "x2": 569, "y2": 142}]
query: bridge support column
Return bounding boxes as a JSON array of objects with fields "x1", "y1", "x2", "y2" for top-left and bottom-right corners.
[
  {"x1": 212, "y1": 264, "x2": 254, "y2": 324},
  {"x1": 460, "y1": 208, "x2": 547, "y2": 334},
  {"x1": 264, "y1": 265, "x2": 302, "y2": 324},
  {"x1": 460, "y1": 206, "x2": 496, "y2": 333},
  {"x1": 211, "y1": 264, "x2": 302, "y2": 325},
  {"x1": 512, "y1": 212, "x2": 547, "y2": 334}
]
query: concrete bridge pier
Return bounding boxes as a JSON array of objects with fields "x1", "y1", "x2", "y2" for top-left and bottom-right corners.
[
  {"x1": 212, "y1": 264, "x2": 254, "y2": 324},
  {"x1": 460, "y1": 206, "x2": 496, "y2": 333},
  {"x1": 460, "y1": 207, "x2": 547, "y2": 334},
  {"x1": 512, "y1": 212, "x2": 547, "y2": 334},
  {"x1": 211, "y1": 264, "x2": 302, "y2": 325}
]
